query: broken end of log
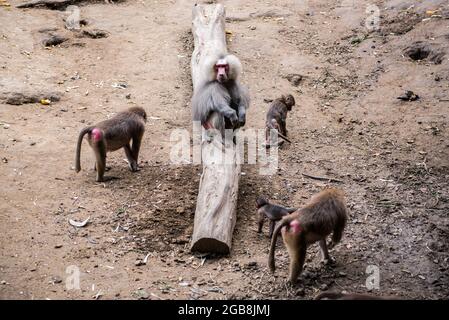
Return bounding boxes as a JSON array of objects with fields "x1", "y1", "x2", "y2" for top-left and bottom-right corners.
[{"x1": 191, "y1": 237, "x2": 230, "y2": 254}]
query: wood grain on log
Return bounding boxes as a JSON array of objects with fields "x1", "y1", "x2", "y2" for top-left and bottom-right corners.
[{"x1": 190, "y1": 4, "x2": 241, "y2": 254}]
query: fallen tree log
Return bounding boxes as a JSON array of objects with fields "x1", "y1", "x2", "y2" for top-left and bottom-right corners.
[
  {"x1": 16, "y1": 0, "x2": 122, "y2": 10},
  {"x1": 190, "y1": 3, "x2": 241, "y2": 254},
  {"x1": 17, "y1": 0, "x2": 84, "y2": 9}
]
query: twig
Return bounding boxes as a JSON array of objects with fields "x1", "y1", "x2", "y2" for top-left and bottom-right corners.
[
  {"x1": 425, "y1": 242, "x2": 435, "y2": 252},
  {"x1": 302, "y1": 173, "x2": 343, "y2": 183},
  {"x1": 334, "y1": 280, "x2": 345, "y2": 290}
]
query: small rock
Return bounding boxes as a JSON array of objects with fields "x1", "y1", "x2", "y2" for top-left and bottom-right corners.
[
  {"x1": 350, "y1": 36, "x2": 364, "y2": 44},
  {"x1": 54, "y1": 244, "x2": 63, "y2": 248},
  {"x1": 51, "y1": 276, "x2": 63, "y2": 284},
  {"x1": 397, "y1": 90, "x2": 419, "y2": 101},
  {"x1": 320, "y1": 284, "x2": 329, "y2": 291},
  {"x1": 176, "y1": 207, "x2": 185, "y2": 214},
  {"x1": 133, "y1": 289, "x2": 150, "y2": 300},
  {"x1": 249, "y1": 26, "x2": 256, "y2": 30},
  {"x1": 284, "y1": 73, "x2": 303, "y2": 87},
  {"x1": 244, "y1": 261, "x2": 258, "y2": 269},
  {"x1": 125, "y1": 93, "x2": 131, "y2": 99},
  {"x1": 112, "y1": 83, "x2": 127, "y2": 89},
  {"x1": 135, "y1": 260, "x2": 145, "y2": 266},
  {"x1": 172, "y1": 237, "x2": 189, "y2": 245}
]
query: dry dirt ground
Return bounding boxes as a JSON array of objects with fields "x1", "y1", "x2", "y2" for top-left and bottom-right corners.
[{"x1": 0, "y1": 0, "x2": 448, "y2": 300}]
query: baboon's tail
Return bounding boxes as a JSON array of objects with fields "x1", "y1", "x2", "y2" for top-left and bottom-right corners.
[
  {"x1": 268, "y1": 215, "x2": 294, "y2": 272},
  {"x1": 75, "y1": 126, "x2": 93, "y2": 173}
]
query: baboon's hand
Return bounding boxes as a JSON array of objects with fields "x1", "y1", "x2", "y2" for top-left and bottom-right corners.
[
  {"x1": 238, "y1": 111, "x2": 246, "y2": 127},
  {"x1": 224, "y1": 109, "x2": 238, "y2": 128}
]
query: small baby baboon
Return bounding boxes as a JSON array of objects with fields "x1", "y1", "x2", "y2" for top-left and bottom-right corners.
[
  {"x1": 75, "y1": 107, "x2": 147, "y2": 182},
  {"x1": 256, "y1": 197, "x2": 297, "y2": 238},
  {"x1": 268, "y1": 188, "x2": 348, "y2": 283},
  {"x1": 265, "y1": 94, "x2": 295, "y2": 147}
]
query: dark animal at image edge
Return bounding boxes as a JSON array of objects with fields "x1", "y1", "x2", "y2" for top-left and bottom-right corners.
[{"x1": 75, "y1": 107, "x2": 147, "y2": 182}]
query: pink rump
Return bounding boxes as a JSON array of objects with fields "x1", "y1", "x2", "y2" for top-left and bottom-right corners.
[
  {"x1": 91, "y1": 128, "x2": 103, "y2": 142},
  {"x1": 289, "y1": 220, "x2": 302, "y2": 233}
]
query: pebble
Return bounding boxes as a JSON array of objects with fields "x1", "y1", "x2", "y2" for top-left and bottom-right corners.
[
  {"x1": 176, "y1": 207, "x2": 185, "y2": 214},
  {"x1": 51, "y1": 276, "x2": 63, "y2": 284},
  {"x1": 320, "y1": 283, "x2": 329, "y2": 291},
  {"x1": 135, "y1": 260, "x2": 145, "y2": 266}
]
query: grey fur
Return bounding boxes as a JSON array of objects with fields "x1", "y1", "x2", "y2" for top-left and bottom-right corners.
[{"x1": 191, "y1": 54, "x2": 250, "y2": 136}]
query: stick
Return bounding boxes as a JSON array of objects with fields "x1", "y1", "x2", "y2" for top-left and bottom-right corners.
[
  {"x1": 277, "y1": 131, "x2": 291, "y2": 143},
  {"x1": 302, "y1": 173, "x2": 343, "y2": 183}
]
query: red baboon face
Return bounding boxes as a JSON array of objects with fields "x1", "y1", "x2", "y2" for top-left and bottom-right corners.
[{"x1": 215, "y1": 59, "x2": 229, "y2": 83}]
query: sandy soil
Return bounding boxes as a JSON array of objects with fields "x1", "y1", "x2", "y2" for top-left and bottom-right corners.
[{"x1": 0, "y1": 0, "x2": 448, "y2": 300}]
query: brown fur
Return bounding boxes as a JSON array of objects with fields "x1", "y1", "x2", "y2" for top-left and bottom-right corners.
[
  {"x1": 75, "y1": 107, "x2": 147, "y2": 182},
  {"x1": 268, "y1": 188, "x2": 348, "y2": 283},
  {"x1": 265, "y1": 94, "x2": 295, "y2": 146},
  {"x1": 256, "y1": 197, "x2": 297, "y2": 238}
]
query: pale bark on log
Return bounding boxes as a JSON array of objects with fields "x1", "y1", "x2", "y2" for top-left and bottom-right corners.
[{"x1": 190, "y1": 4, "x2": 240, "y2": 254}]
